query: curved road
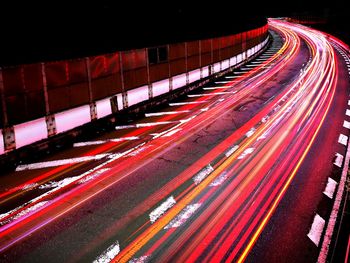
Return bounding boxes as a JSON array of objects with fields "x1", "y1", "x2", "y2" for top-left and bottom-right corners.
[{"x1": 0, "y1": 19, "x2": 349, "y2": 263}]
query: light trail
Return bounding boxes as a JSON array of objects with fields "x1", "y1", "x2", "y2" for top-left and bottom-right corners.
[{"x1": 0, "y1": 18, "x2": 345, "y2": 263}]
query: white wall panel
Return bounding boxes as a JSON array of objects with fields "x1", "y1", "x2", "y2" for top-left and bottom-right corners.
[
  {"x1": 127, "y1": 85, "x2": 149, "y2": 107},
  {"x1": 96, "y1": 97, "x2": 112, "y2": 119},
  {"x1": 172, "y1": 73, "x2": 187, "y2": 90},
  {"x1": 55, "y1": 105, "x2": 91, "y2": 134},
  {"x1": 14, "y1": 117, "x2": 48, "y2": 149},
  {"x1": 188, "y1": 69, "x2": 201, "y2": 83},
  {"x1": 153, "y1": 79, "x2": 170, "y2": 97}
]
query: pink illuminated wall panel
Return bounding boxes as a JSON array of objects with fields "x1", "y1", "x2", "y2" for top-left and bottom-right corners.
[
  {"x1": 0, "y1": 130, "x2": 4, "y2": 155},
  {"x1": 55, "y1": 105, "x2": 91, "y2": 134},
  {"x1": 213, "y1": 62, "x2": 221, "y2": 73},
  {"x1": 14, "y1": 118, "x2": 48, "y2": 149},
  {"x1": 127, "y1": 85, "x2": 149, "y2": 106},
  {"x1": 96, "y1": 97, "x2": 112, "y2": 119},
  {"x1": 188, "y1": 69, "x2": 201, "y2": 83},
  {"x1": 221, "y1": 59, "x2": 230, "y2": 70},
  {"x1": 202, "y1": 67, "x2": 209, "y2": 78},
  {"x1": 153, "y1": 79, "x2": 170, "y2": 97},
  {"x1": 172, "y1": 73, "x2": 187, "y2": 90}
]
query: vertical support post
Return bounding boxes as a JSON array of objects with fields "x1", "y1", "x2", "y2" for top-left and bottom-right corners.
[
  {"x1": 210, "y1": 38, "x2": 213, "y2": 75},
  {"x1": 185, "y1": 42, "x2": 189, "y2": 85},
  {"x1": 85, "y1": 57, "x2": 97, "y2": 120},
  {"x1": 199, "y1": 40, "x2": 203, "y2": 79},
  {"x1": 41, "y1": 63, "x2": 56, "y2": 137},
  {"x1": 0, "y1": 69, "x2": 15, "y2": 151},
  {"x1": 119, "y1": 51, "x2": 128, "y2": 109},
  {"x1": 167, "y1": 45, "x2": 172, "y2": 91},
  {"x1": 145, "y1": 48, "x2": 153, "y2": 99},
  {"x1": 0, "y1": 68, "x2": 8, "y2": 128}
]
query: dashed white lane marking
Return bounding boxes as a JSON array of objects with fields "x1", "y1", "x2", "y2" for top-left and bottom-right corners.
[
  {"x1": 237, "y1": 148, "x2": 254, "y2": 160},
  {"x1": 16, "y1": 154, "x2": 111, "y2": 171},
  {"x1": 307, "y1": 214, "x2": 325, "y2": 247},
  {"x1": 193, "y1": 165, "x2": 214, "y2": 185},
  {"x1": 333, "y1": 152, "x2": 344, "y2": 168},
  {"x1": 164, "y1": 203, "x2": 201, "y2": 229},
  {"x1": 245, "y1": 128, "x2": 256, "y2": 138},
  {"x1": 74, "y1": 137, "x2": 139, "y2": 147},
  {"x1": 210, "y1": 171, "x2": 228, "y2": 187},
  {"x1": 169, "y1": 101, "x2": 207, "y2": 106},
  {"x1": 145, "y1": 111, "x2": 190, "y2": 117},
  {"x1": 343, "y1": 120, "x2": 350, "y2": 129},
  {"x1": 346, "y1": 109, "x2": 350, "y2": 116},
  {"x1": 323, "y1": 177, "x2": 338, "y2": 199},
  {"x1": 225, "y1": 76, "x2": 239, "y2": 79},
  {"x1": 129, "y1": 255, "x2": 150, "y2": 263},
  {"x1": 338, "y1": 134, "x2": 348, "y2": 146},
  {"x1": 93, "y1": 241, "x2": 120, "y2": 263},
  {"x1": 225, "y1": 145, "x2": 239, "y2": 157},
  {"x1": 149, "y1": 196, "x2": 176, "y2": 223}
]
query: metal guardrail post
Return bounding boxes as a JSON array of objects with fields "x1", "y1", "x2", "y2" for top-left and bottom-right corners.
[
  {"x1": 199, "y1": 40, "x2": 203, "y2": 79},
  {"x1": 119, "y1": 51, "x2": 128, "y2": 109},
  {"x1": 167, "y1": 45, "x2": 172, "y2": 91},
  {"x1": 41, "y1": 63, "x2": 56, "y2": 137},
  {"x1": 85, "y1": 57, "x2": 97, "y2": 120},
  {"x1": 0, "y1": 68, "x2": 16, "y2": 151},
  {"x1": 145, "y1": 48, "x2": 153, "y2": 100},
  {"x1": 185, "y1": 42, "x2": 189, "y2": 85}
]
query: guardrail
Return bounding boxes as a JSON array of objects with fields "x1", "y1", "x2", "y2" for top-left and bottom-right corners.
[{"x1": 0, "y1": 25, "x2": 268, "y2": 155}]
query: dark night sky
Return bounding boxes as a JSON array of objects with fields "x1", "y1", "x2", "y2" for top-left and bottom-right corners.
[{"x1": 0, "y1": 1, "x2": 347, "y2": 66}]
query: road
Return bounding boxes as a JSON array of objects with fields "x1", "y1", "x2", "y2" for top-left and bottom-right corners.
[{"x1": 0, "y1": 19, "x2": 349, "y2": 263}]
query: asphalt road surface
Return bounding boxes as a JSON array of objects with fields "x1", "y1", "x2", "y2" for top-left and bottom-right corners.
[{"x1": 0, "y1": 19, "x2": 349, "y2": 263}]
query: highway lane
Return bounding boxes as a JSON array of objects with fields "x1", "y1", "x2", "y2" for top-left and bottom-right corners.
[{"x1": 0, "y1": 20, "x2": 348, "y2": 262}]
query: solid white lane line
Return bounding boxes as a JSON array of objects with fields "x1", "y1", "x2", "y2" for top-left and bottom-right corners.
[
  {"x1": 193, "y1": 165, "x2": 214, "y2": 185},
  {"x1": 93, "y1": 241, "x2": 120, "y2": 263},
  {"x1": 338, "y1": 134, "x2": 348, "y2": 146},
  {"x1": 169, "y1": 101, "x2": 207, "y2": 106},
  {"x1": 164, "y1": 203, "x2": 201, "y2": 229},
  {"x1": 149, "y1": 196, "x2": 176, "y2": 223},
  {"x1": 145, "y1": 111, "x2": 190, "y2": 117},
  {"x1": 16, "y1": 154, "x2": 111, "y2": 171},
  {"x1": 346, "y1": 109, "x2": 350, "y2": 116},
  {"x1": 323, "y1": 177, "x2": 338, "y2": 199},
  {"x1": 74, "y1": 137, "x2": 139, "y2": 147},
  {"x1": 333, "y1": 153, "x2": 344, "y2": 168},
  {"x1": 343, "y1": 120, "x2": 350, "y2": 129},
  {"x1": 307, "y1": 214, "x2": 325, "y2": 247}
]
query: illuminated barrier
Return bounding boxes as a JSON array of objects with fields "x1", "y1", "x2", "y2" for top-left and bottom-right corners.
[
  {"x1": 0, "y1": 130, "x2": 4, "y2": 155},
  {"x1": 0, "y1": 32, "x2": 269, "y2": 155}
]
